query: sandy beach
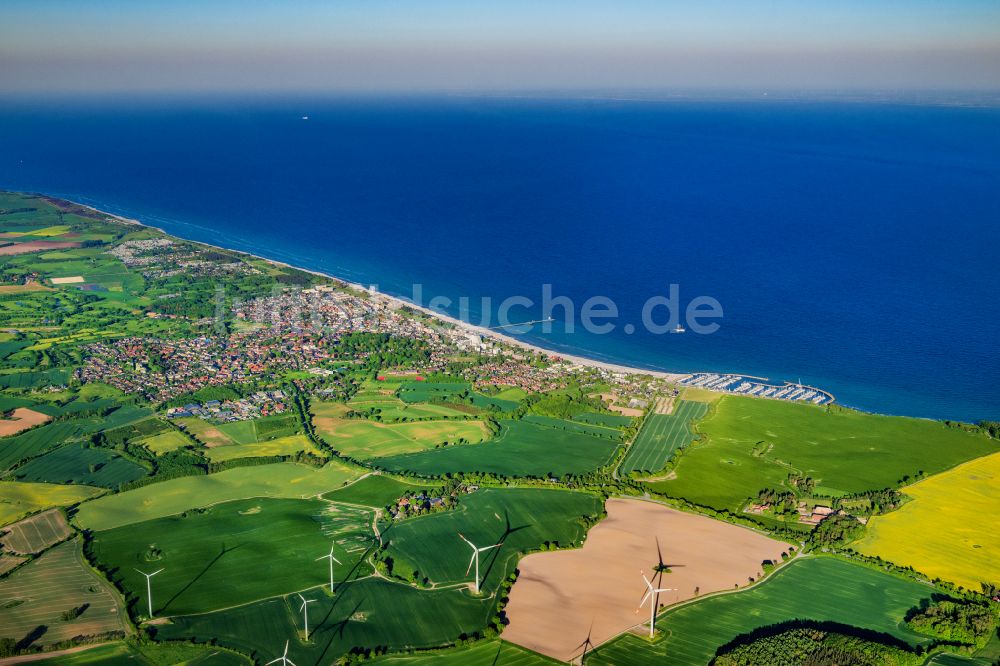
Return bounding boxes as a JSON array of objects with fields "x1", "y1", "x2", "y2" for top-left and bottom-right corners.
[{"x1": 68, "y1": 196, "x2": 689, "y2": 382}]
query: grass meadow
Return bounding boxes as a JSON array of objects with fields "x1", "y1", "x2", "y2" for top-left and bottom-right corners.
[
  {"x1": 89, "y1": 497, "x2": 375, "y2": 616},
  {"x1": 648, "y1": 396, "x2": 997, "y2": 510},
  {"x1": 855, "y1": 450, "x2": 1000, "y2": 591},
  {"x1": 373, "y1": 420, "x2": 621, "y2": 478},
  {"x1": 73, "y1": 461, "x2": 361, "y2": 531},
  {"x1": 619, "y1": 401, "x2": 708, "y2": 474},
  {"x1": 384, "y1": 488, "x2": 603, "y2": 594},
  {"x1": 589, "y1": 556, "x2": 936, "y2": 665}
]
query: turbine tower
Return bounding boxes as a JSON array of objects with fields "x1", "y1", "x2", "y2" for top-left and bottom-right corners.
[
  {"x1": 316, "y1": 543, "x2": 341, "y2": 593},
  {"x1": 458, "y1": 532, "x2": 501, "y2": 594},
  {"x1": 265, "y1": 640, "x2": 297, "y2": 666},
  {"x1": 296, "y1": 593, "x2": 316, "y2": 641},
  {"x1": 133, "y1": 568, "x2": 163, "y2": 619},
  {"x1": 637, "y1": 570, "x2": 675, "y2": 638}
]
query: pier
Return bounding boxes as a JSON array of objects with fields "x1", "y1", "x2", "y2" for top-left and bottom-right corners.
[{"x1": 679, "y1": 372, "x2": 836, "y2": 405}]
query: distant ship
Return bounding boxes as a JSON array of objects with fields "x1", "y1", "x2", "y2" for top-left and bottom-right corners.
[{"x1": 673, "y1": 324, "x2": 686, "y2": 333}]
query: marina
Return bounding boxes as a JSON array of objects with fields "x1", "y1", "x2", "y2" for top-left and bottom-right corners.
[{"x1": 679, "y1": 372, "x2": 835, "y2": 405}]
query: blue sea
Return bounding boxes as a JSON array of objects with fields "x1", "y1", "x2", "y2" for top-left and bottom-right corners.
[{"x1": 1, "y1": 95, "x2": 998, "y2": 422}]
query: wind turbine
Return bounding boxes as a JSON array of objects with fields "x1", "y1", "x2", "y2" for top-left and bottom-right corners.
[
  {"x1": 265, "y1": 640, "x2": 297, "y2": 666},
  {"x1": 316, "y1": 543, "x2": 341, "y2": 593},
  {"x1": 458, "y1": 532, "x2": 501, "y2": 594},
  {"x1": 574, "y1": 620, "x2": 595, "y2": 664},
  {"x1": 133, "y1": 568, "x2": 163, "y2": 619},
  {"x1": 637, "y1": 570, "x2": 675, "y2": 638},
  {"x1": 296, "y1": 593, "x2": 316, "y2": 641}
]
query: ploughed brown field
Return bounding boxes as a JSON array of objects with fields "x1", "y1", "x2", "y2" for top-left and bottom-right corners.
[
  {"x1": 0, "y1": 240, "x2": 81, "y2": 255},
  {"x1": 0, "y1": 407, "x2": 52, "y2": 436},
  {"x1": 502, "y1": 498, "x2": 792, "y2": 662}
]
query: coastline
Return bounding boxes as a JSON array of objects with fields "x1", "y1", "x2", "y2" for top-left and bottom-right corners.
[{"x1": 64, "y1": 196, "x2": 690, "y2": 382}]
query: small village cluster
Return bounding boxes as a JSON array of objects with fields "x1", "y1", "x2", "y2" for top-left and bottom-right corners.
[{"x1": 80, "y1": 274, "x2": 676, "y2": 411}]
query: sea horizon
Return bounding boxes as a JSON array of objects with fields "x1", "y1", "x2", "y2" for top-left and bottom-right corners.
[{"x1": 1, "y1": 95, "x2": 998, "y2": 422}]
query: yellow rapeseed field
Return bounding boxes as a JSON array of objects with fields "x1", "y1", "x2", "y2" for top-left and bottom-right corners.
[{"x1": 855, "y1": 450, "x2": 1000, "y2": 591}]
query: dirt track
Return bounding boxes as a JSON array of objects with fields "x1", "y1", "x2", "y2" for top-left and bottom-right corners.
[{"x1": 502, "y1": 498, "x2": 792, "y2": 662}]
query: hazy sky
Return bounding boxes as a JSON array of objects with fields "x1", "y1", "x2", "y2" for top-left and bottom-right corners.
[{"x1": 3, "y1": 0, "x2": 999, "y2": 93}]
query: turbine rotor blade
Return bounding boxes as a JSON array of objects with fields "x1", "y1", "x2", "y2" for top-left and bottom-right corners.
[
  {"x1": 638, "y1": 588, "x2": 651, "y2": 608},
  {"x1": 465, "y1": 551, "x2": 476, "y2": 576}
]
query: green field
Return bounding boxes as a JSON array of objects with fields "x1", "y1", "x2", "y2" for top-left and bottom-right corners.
[
  {"x1": 620, "y1": 401, "x2": 709, "y2": 474},
  {"x1": 469, "y1": 393, "x2": 520, "y2": 412},
  {"x1": 648, "y1": 396, "x2": 998, "y2": 510},
  {"x1": 0, "y1": 421, "x2": 89, "y2": 471},
  {"x1": 0, "y1": 367, "x2": 71, "y2": 389},
  {"x1": 137, "y1": 429, "x2": 192, "y2": 455},
  {"x1": 589, "y1": 556, "x2": 936, "y2": 665},
  {"x1": 73, "y1": 461, "x2": 361, "y2": 531},
  {"x1": 157, "y1": 578, "x2": 493, "y2": 665},
  {"x1": 14, "y1": 442, "x2": 148, "y2": 488},
  {"x1": 494, "y1": 387, "x2": 528, "y2": 402},
  {"x1": 217, "y1": 419, "x2": 257, "y2": 444},
  {"x1": 572, "y1": 411, "x2": 634, "y2": 428},
  {"x1": 323, "y1": 474, "x2": 428, "y2": 508},
  {"x1": 0, "y1": 480, "x2": 104, "y2": 527},
  {"x1": 313, "y1": 400, "x2": 491, "y2": 459},
  {"x1": 384, "y1": 488, "x2": 603, "y2": 593},
  {"x1": 522, "y1": 414, "x2": 624, "y2": 441},
  {"x1": 179, "y1": 413, "x2": 301, "y2": 450},
  {"x1": 89, "y1": 497, "x2": 374, "y2": 615},
  {"x1": 397, "y1": 382, "x2": 470, "y2": 403},
  {"x1": 26, "y1": 642, "x2": 252, "y2": 665},
  {"x1": 0, "y1": 539, "x2": 125, "y2": 648},
  {"x1": 373, "y1": 402, "x2": 473, "y2": 422},
  {"x1": 371, "y1": 640, "x2": 558, "y2": 665},
  {"x1": 202, "y1": 433, "x2": 323, "y2": 462},
  {"x1": 373, "y1": 420, "x2": 621, "y2": 478}
]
